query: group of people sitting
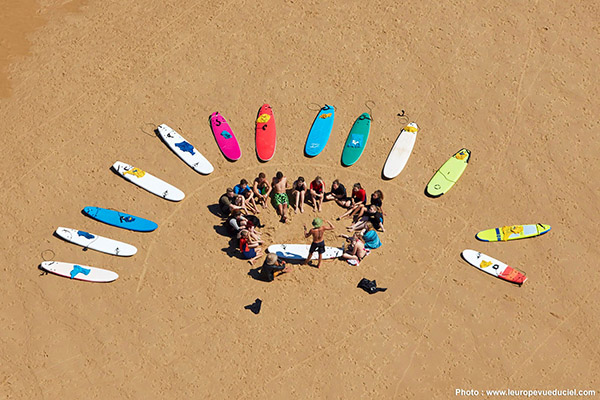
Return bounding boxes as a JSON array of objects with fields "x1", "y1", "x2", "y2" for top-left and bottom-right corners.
[{"x1": 217, "y1": 171, "x2": 385, "y2": 280}]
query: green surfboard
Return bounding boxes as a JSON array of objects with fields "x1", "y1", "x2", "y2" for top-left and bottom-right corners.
[
  {"x1": 426, "y1": 148, "x2": 471, "y2": 197},
  {"x1": 341, "y1": 113, "x2": 371, "y2": 166}
]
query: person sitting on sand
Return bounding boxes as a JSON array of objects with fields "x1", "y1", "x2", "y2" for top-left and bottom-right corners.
[
  {"x1": 309, "y1": 176, "x2": 325, "y2": 212},
  {"x1": 302, "y1": 218, "x2": 335, "y2": 268},
  {"x1": 238, "y1": 229, "x2": 263, "y2": 265},
  {"x1": 346, "y1": 205, "x2": 385, "y2": 232},
  {"x1": 259, "y1": 253, "x2": 292, "y2": 282},
  {"x1": 337, "y1": 183, "x2": 367, "y2": 218},
  {"x1": 241, "y1": 189, "x2": 259, "y2": 215},
  {"x1": 324, "y1": 179, "x2": 349, "y2": 208},
  {"x1": 226, "y1": 209, "x2": 247, "y2": 235},
  {"x1": 339, "y1": 234, "x2": 368, "y2": 266},
  {"x1": 292, "y1": 176, "x2": 307, "y2": 214},
  {"x1": 348, "y1": 189, "x2": 385, "y2": 221},
  {"x1": 252, "y1": 173, "x2": 272, "y2": 209},
  {"x1": 219, "y1": 188, "x2": 245, "y2": 217},
  {"x1": 234, "y1": 179, "x2": 252, "y2": 197},
  {"x1": 359, "y1": 222, "x2": 382, "y2": 250},
  {"x1": 272, "y1": 171, "x2": 289, "y2": 223}
]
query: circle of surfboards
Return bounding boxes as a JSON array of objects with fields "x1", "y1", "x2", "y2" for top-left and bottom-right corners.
[
  {"x1": 157, "y1": 124, "x2": 214, "y2": 175},
  {"x1": 40, "y1": 261, "x2": 118, "y2": 283},
  {"x1": 55, "y1": 227, "x2": 137, "y2": 256},
  {"x1": 461, "y1": 250, "x2": 527, "y2": 286},
  {"x1": 112, "y1": 161, "x2": 185, "y2": 202}
]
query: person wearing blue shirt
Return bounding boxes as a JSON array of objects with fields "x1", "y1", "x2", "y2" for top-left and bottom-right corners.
[
  {"x1": 234, "y1": 179, "x2": 252, "y2": 196},
  {"x1": 360, "y1": 222, "x2": 382, "y2": 249}
]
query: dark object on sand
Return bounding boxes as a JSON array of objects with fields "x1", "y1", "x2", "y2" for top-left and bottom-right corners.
[
  {"x1": 357, "y1": 278, "x2": 387, "y2": 294},
  {"x1": 244, "y1": 298, "x2": 262, "y2": 314}
]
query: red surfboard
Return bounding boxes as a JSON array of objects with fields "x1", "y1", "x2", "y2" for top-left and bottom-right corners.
[{"x1": 255, "y1": 104, "x2": 276, "y2": 161}]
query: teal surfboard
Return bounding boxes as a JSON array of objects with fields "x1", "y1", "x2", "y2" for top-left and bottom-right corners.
[
  {"x1": 341, "y1": 113, "x2": 371, "y2": 166},
  {"x1": 305, "y1": 105, "x2": 335, "y2": 157},
  {"x1": 83, "y1": 206, "x2": 158, "y2": 232}
]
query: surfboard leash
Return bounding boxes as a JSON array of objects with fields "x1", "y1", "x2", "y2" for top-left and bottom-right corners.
[
  {"x1": 397, "y1": 110, "x2": 409, "y2": 125},
  {"x1": 140, "y1": 122, "x2": 158, "y2": 138},
  {"x1": 365, "y1": 100, "x2": 376, "y2": 121}
]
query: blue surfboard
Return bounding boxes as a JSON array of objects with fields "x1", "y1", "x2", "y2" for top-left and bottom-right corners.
[
  {"x1": 305, "y1": 104, "x2": 335, "y2": 157},
  {"x1": 83, "y1": 206, "x2": 158, "y2": 232}
]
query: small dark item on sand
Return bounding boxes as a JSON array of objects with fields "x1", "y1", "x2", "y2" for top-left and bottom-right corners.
[
  {"x1": 244, "y1": 298, "x2": 262, "y2": 314},
  {"x1": 357, "y1": 278, "x2": 387, "y2": 294}
]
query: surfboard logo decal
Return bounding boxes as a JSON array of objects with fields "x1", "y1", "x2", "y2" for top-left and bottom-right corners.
[
  {"x1": 77, "y1": 231, "x2": 95, "y2": 239},
  {"x1": 480, "y1": 260, "x2": 493, "y2": 269},
  {"x1": 120, "y1": 216, "x2": 135, "y2": 223},
  {"x1": 124, "y1": 168, "x2": 145, "y2": 178},
  {"x1": 320, "y1": 113, "x2": 332, "y2": 119},
  {"x1": 70, "y1": 265, "x2": 91, "y2": 279},
  {"x1": 175, "y1": 141, "x2": 195, "y2": 155},
  {"x1": 404, "y1": 125, "x2": 418, "y2": 133},
  {"x1": 256, "y1": 114, "x2": 271, "y2": 124},
  {"x1": 348, "y1": 134, "x2": 363, "y2": 148},
  {"x1": 221, "y1": 131, "x2": 232, "y2": 139},
  {"x1": 455, "y1": 151, "x2": 468, "y2": 160}
]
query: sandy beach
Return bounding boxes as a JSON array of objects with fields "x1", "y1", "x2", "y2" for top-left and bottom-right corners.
[{"x1": 1, "y1": 0, "x2": 599, "y2": 398}]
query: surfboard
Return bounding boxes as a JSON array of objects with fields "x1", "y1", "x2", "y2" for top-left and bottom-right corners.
[
  {"x1": 157, "y1": 124, "x2": 214, "y2": 175},
  {"x1": 267, "y1": 244, "x2": 343, "y2": 260},
  {"x1": 476, "y1": 224, "x2": 551, "y2": 242},
  {"x1": 255, "y1": 104, "x2": 276, "y2": 162},
  {"x1": 83, "y1": 206, "x2": 158, "y2": 232},
  {"x1": 55, "y1": 227, "x2": 137, "y2": 256},
  {"x1": 112, "y1": 161, "x2": 185, "y2": 202},
  {"x1": 462, "y1": 249, "x2": 527, "y2": 285},
  {"x1": 341, "y1": 113, "x2": 372, "y2": 166},
  {"x1": 426, "y1": 148, "x2": 471, "y2": 197},
  {"x1": 305, "y1": 104, "x2": 335, "y2": 157},
  {"x1": 382, "y1": 122, "x2": 419, "y2": 179},
  {"x1": 40, "y1": 261, "x2": 118, "y2": 282},
  {"x1": 210, "y1": 112, "x2": 241, "y2": 161}
]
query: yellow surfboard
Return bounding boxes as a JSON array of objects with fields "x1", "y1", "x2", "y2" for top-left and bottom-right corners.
[
  {"x1": 426, "y1": 148, "x2": 471, "y2": 197},
  {"x1": 476, "y1": 224, "x2": 551, "y2": 242}
]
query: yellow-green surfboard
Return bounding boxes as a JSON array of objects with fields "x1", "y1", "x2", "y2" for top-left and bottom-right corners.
[
  {"x1": 426, "y1": 148, "x2": 471, "y2": 197},
  {"x1": 476, "y1": 224, "x2": 551, "y2": 242}
]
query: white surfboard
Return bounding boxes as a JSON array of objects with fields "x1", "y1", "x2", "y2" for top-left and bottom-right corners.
[
  {"x1": 55, "y1": 227, "x2": 137, "y2": 256},
  {"x1": 462, "y1": 250, "x2": 527, "y2": 285},
  {"x1": 382, "y1": 122, "x2": 419, "y2": 179},
  {"x1": 40, "y1": 261, "x2": 118, "y2": 282},
  {"x1": 157, "y1": 124, "x2": 214, "y2": 175},
  {"x1": 267, "y1": 244, "x2": 343, "y2": 260},
  {"x1": 112, "y1": 161, "x2": 185, "y2": 201}
]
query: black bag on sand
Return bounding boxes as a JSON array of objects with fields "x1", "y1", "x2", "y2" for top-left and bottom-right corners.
[{"x1": 357, "y1": 278, "x2": 387, "y2": 294}]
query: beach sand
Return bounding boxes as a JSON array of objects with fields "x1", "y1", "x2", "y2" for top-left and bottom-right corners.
[{"x1": 1, "y1": 0, "x2": 599, "y2": 398}]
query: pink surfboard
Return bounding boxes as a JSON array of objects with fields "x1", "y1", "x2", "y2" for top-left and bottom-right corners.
[
  {"x1": 210, "y1": 112, "x2": 242, "y2": 161},
  {"x1": 255, "y1": 104, "x2": 276, "y2": 162}
]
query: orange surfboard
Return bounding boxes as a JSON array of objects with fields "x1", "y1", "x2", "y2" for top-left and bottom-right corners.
[{"x1": 255, "y1": 104, "x2": 276, "y2": 161}]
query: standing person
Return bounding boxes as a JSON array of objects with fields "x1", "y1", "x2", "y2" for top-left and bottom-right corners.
[
  {"x1": 324, "y1": 179, "x2": 349, "y2": 208},
  {"x1": 292, "y1": 176, "x2": 307, "y2": 214},
  {"x1": 302, "y1": 218, "x2": 335, "y2": 268},
  {"x1": 253, "y1": 172, "x2": 272, "y2": 209},
  {"x1": 271, "y1": 171, "x2": 289, "y2": 223},
  {"x1": 309, "y1": 176, "x2": 325, "y2": 212}
]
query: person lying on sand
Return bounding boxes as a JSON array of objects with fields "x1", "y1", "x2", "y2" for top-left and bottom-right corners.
[{"x1": 302, "y1": 218, "x2": 334, "y2": 268}]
